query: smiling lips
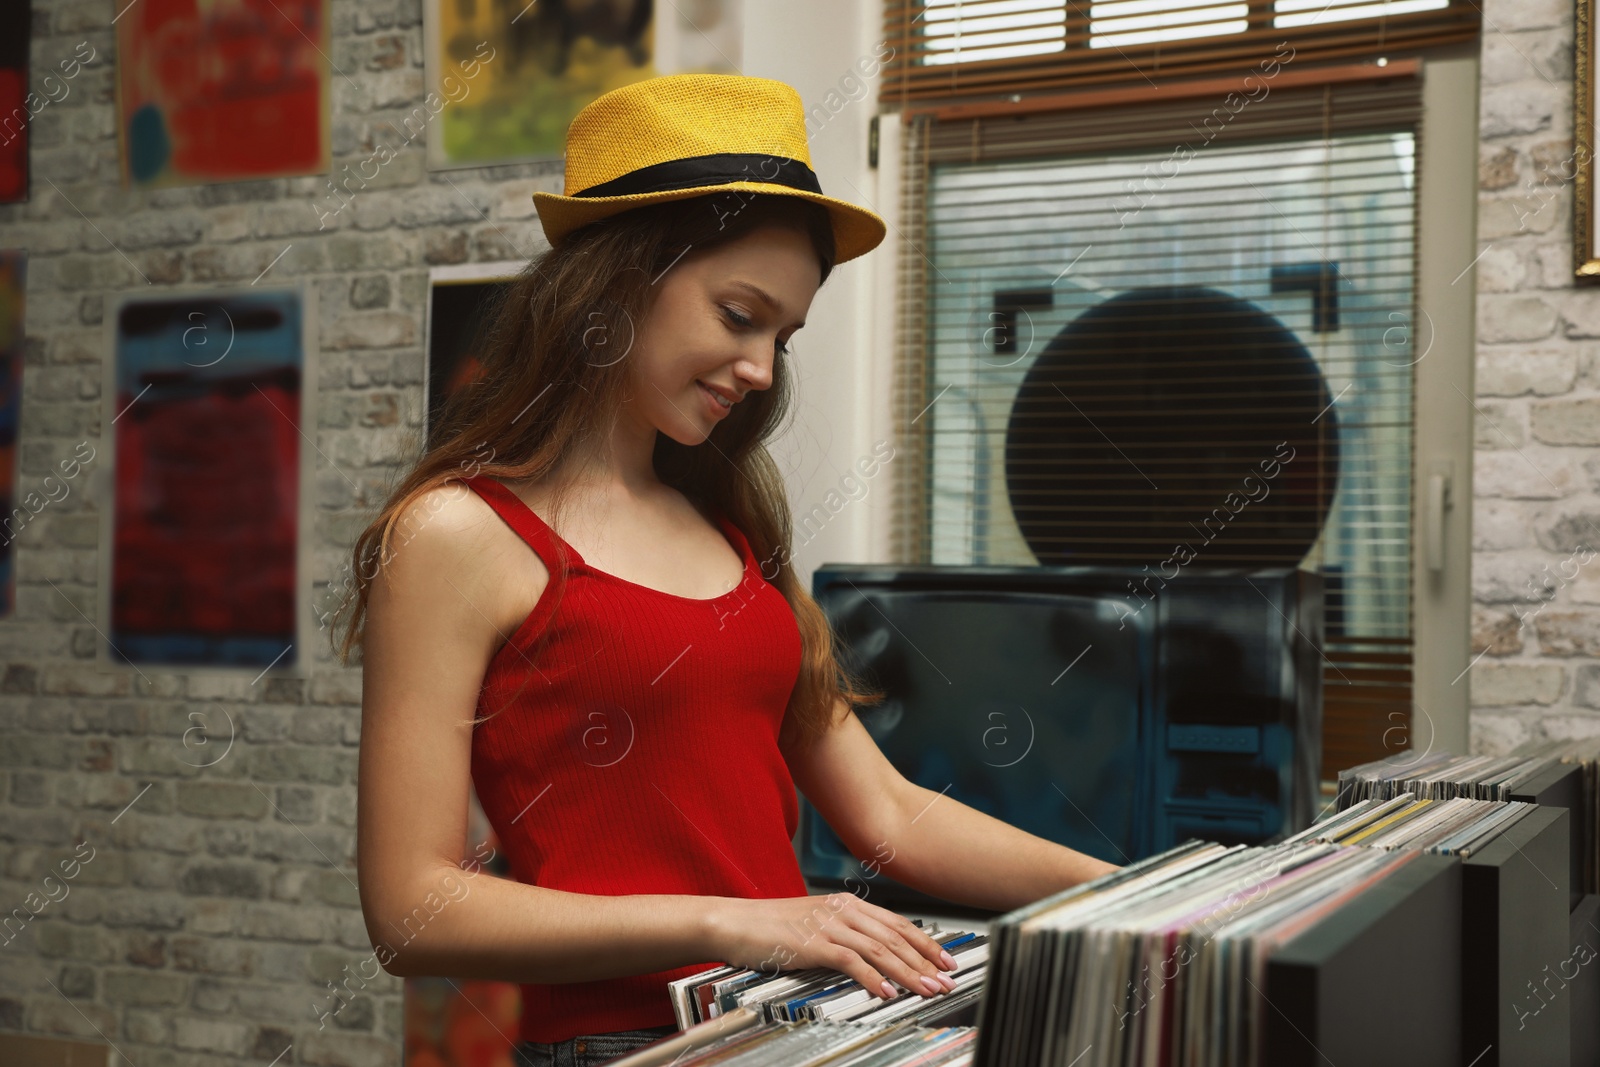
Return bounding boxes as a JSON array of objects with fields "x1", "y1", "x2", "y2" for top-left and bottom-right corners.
[{"x1": 696, "y1": 379, "x2": 737, "y2": 416}]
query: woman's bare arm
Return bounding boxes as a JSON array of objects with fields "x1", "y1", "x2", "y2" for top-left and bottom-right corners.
[
  {"x1": 785, "y1": 701, "x2": 1119, "y2": 914},
  {"x1": 355, "y1": 484, "x2": 954, "y2": 998},
  {"x1": 882, "y1": 781, "x2": 1121, "y2": 909}
]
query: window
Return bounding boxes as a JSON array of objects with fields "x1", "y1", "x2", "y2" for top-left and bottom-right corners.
[{"x1": 887, "y1": 71, "x2": 1444, "y2": 777}]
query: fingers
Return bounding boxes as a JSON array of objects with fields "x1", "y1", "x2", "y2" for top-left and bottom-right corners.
[
  {"x1": 820, "y1": 897, "x2": 956, "y2": 998},
  {"x1": 827, "y1": 923, "x2": 950, "y2": 999},
  {"x1": 816, "y1": 942, "x2": 899, "y2": 1001},
  {"x1": 838, "y1": 894, "x2": 957, "y2": 972},
  {"x1": 843, "y1": 910, "x2": 957, "y2": 996},
  {"x1": 866, "y1": 903, "x2": 958, "y2": 973}
]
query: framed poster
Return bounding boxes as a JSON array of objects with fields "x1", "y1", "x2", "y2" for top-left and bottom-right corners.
[
  {"x1": 0, "y1": 4, "x2": 27, "y2": 204},
  {"x1": 422, "y1": 0, "x2": 743, "y2": 169},
  {"x1": 0, "y1": 252, "x2": 22, "y2": 616},
  {"x1": 101, "y1": 288, "x2": 317, "y2": 674},
  {"x1": 1578, "y1": 0, "x2": 1600, "y2": 277},
  {"x1": 115, "y1": 0, "x2": 331, "y2": 187},
  {"x1": 425, "y1": 261, "x2": 525, "y2": 450}
]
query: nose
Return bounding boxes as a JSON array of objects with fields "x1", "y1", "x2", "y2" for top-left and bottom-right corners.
[{"x1": 733, "y1": 342, "x2": 776, "y2": 394}]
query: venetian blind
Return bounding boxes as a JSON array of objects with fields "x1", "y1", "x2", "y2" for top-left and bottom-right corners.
[
  {"x1": 889, "y1": 69, "x2": 1422, "y2": 778},
  {"x1": 882, "y1": 0, "x2": 1478, "y2": 103}
]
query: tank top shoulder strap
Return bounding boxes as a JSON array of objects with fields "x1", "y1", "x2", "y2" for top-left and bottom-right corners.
[
  {"x1": 712, "y1": 510, "x2": 753, "y2": 561},
  {"x1": 459, "y1": 475, "x2": 585, "y2": 570}
]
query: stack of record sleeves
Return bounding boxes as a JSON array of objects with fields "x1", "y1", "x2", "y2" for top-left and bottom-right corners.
[
  {"x1": 1284, "y1": 793, "x2": 1534, "y2": 854},
  {"x1": 668, "y1": 922, "x2": 988, "y2": 1028},
  {"x1": 1338, "y1": 739, "x2": 1598, "y2": 893},
  {"x1": 971, "y1": 839, "x2": 1428, "y2": 1067},
  {"x1": 971, "y1": 794, "x2": 1560, "y2": 1067},
  {"x1": 612, "y1": 1017, "x2": 980, "y2": 1067},
  {"x1": 1336, "y1": 749, "x2": 1569, "y2": 804}
]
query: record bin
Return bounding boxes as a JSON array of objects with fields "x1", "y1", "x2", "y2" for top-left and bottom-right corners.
[
  {"x1": 1264, "y1": 851, "x2": 1462, "y2": 1066},
  {"x1": 1460, "y1": 805, "x2": 1571, "y2": 1067}
]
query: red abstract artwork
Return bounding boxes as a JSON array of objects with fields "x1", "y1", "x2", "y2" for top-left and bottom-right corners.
[
  {"x1": 111, "y1": 293, "x2": 302, "y2": 668},
  {"x1": 405, "y1": 977, "x2": 523, "y2": 1067},
  {"x1": 116, "y1": 0, "x2": 329, "y2": 187},
  {"x1": 0, "y1": 3, "x2": 28, "y2": 203},
  {"x1": 0, "y1": 252, "x2": 23, "y2": 614}
]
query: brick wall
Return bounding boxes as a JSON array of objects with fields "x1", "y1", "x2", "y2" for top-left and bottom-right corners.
[
  {"x1": 0, "y1": 2, "x2": 563, "y2": 1062},
  {"x1": 1471, "y1": 0, "x2": 1600, "y2": 752}
]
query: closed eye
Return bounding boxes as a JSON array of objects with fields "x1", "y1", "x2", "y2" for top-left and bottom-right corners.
[{"x1": 722, "y1": 305, "x2": 791, "y2": 357}]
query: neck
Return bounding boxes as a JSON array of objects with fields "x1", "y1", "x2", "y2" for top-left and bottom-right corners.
[{"x1": 546, "y1": 404, "x2": 662, "y2": 499}]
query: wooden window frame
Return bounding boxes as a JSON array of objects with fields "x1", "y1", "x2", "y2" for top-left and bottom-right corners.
[
  {"x1": 881, "y1": 47, "x2": 1480, "y2": 778},
  {"x1": 881, "y1": 0, "x2": 1480, "y2": 105}
]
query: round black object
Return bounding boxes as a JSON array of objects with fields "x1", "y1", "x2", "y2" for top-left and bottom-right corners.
[{"x1": 1004, "y1": 285, "x2": 1340, "y2": 568}]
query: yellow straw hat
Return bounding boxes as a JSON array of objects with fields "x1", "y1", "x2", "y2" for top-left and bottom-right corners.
[{"x1": 532, "y1": 73, "x2": 887, "y2": 265}]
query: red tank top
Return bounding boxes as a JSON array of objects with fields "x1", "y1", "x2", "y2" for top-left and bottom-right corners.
[{"x1": 460, "y1": 476, "x2": 810, "y2": 1043}]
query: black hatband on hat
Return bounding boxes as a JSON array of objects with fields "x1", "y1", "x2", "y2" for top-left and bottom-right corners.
[{"x1": 573, "y1": 152, "x2": 823, "y2": 199}]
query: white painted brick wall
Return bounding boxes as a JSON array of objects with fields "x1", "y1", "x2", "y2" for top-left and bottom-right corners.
[{"x1": 1473, "y1": 0, "x2": 1600, "y2": 750}]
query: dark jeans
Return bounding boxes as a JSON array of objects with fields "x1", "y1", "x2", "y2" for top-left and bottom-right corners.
[{"x1": 516, "y1": 1024, "x2": 679, "y2": 1067}]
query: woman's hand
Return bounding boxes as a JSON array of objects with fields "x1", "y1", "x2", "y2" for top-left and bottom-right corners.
[{"x1": 703, "y1": 893, "x2": 960, "y2": 1000}]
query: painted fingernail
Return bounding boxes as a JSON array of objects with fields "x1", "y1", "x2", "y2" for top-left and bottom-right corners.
[
  {"x1": 938, "y1": 973, "x2": 958, "y2": 991},
  {"x1": 879, "y1": 980, "x2": 897, "y2": 999},
  {"x1": 939, "y1": 950, "x2": 957, "y2": 970},
  {"x1": 920, "y1": 975, "x2": 942, "y2": 993}
]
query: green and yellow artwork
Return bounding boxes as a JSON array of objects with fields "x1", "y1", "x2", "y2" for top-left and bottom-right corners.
[{"x1": 426, "y1": 0, "x2": 742, "y2": 168}]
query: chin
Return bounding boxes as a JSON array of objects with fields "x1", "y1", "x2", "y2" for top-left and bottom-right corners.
[
  {"x1": 664, "y1": 425, "x2": 713, "y2": 446},
  {"x1": 660, "y1": 411, "x2": 716, "y2": 446},
  {"x1": 664, "y1": 388, "x2": 725, "y2": 445}
]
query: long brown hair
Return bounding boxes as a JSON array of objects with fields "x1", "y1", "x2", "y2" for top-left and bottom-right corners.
[{"x1": 331, "y1": 193, "x2": 884, "y2": 750}]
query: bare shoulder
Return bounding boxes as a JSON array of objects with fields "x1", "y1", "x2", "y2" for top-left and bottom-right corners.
[
  {"x1": 379, "y1": 480, "x2": 507, "y2": 564},
  {"x1": 367, "y1": 479, "x2": 549, "y2": 640}
]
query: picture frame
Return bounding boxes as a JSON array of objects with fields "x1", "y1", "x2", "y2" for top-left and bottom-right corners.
[
  {"x1": 0, "y1": 251, "x2": 23, "y2": 617},
  {"x1": 1576, "y1": 0, "x2": 1600, "y2": 277},
  {"x1": 0, "y1": 3, "x2": 29, "y2": 204},
  {"x1": 98, "y1": 284, "x2": 318, "y2": 680},
  {"x1": 420, "y1": 0, "x2": 743, "y2": 171},
  {"x1": 114, "y1": 0, "x2": 331, "y2": 189},
  {"x1": 420, "y1": 0, "x2": 656, "y2": 170},
  {"x1": 424, "y1": 260, "x2": 528, "y2": 450}
]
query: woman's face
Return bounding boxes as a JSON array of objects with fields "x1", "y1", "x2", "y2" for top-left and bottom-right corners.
[{"x1": 625, "y1": 221, "x2": 821, "y2": 444}]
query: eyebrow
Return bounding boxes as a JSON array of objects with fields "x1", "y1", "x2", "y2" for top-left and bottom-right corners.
[{"x1": 730, "y1": 280, "x2": 805, "y2": 329}]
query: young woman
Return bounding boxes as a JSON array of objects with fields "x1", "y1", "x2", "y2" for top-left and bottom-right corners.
[{"x1": 344, "y1": 74, "x2": 1118, "y2": 1066}]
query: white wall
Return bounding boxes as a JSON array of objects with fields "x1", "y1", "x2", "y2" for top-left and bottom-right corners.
[{"x1": 743, "y1": 0, "x2": 897, "y2": 579}]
